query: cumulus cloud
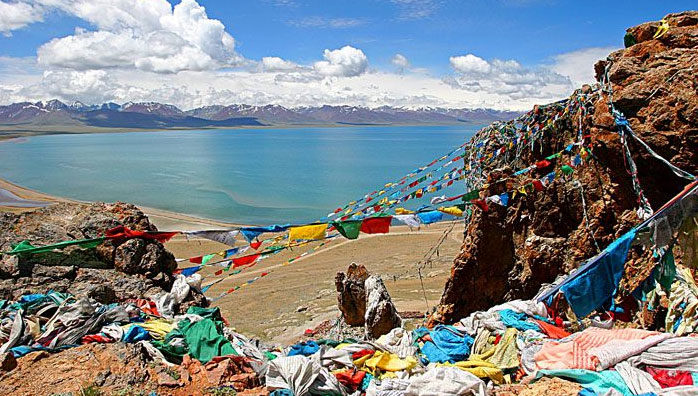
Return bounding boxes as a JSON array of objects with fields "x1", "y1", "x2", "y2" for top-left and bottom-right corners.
[
  {"x1": 261, "y1": 56, "x2": 302, "y2": 72},
  {"x1": 549, "y1": 46, "x2": 618, "y2": 87},
  {"x1": 0, "y1": 1, "x2": 44, "y2": 35},
  {"x1": 34, "y1": 0, "x2": 243, "y2": 73},
  {"x1": 448, "y1": 53, "x2": 572, "y2": 101},
  {"x1": 391, "y1": 53, "x2": 410, "y2": 72},
  {"x1": 450, "y1": 54, "x2": 491, "y2": 74},
  {"x1": 313, "y1": 46, "x2": 368, "y2": 77}
]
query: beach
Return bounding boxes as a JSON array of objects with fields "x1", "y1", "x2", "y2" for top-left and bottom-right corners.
[{"x1": 0, "y1": 178, "x2": 463, "y2": 343}]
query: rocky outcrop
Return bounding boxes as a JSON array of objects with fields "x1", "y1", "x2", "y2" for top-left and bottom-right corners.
[
  {"x1": 335, "y1": 263, "x2": 370, "y2": 326},
  {"x1": 0, "y1": 202, "x2": 200, "y2": 309},
  {"x1": 336, "y1": 264, "x2": 402, "y2": 338},
  {"x1": 431, "y1": 11, "x2": 698, "y2": 325}
]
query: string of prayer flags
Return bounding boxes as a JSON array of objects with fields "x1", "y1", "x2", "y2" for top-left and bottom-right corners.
[
  {"x1": 105, "y1": 226, "x2": 178, "y2": 243},
  {"x1": 289, "y1": 223, "x2": 327, "y2": 242},
  {"x1": 360, "y1": 216, "x2": 392, "y2": 234},
  {"x1": 7, "y1": 237, "x2": 106, "y2": 255},
  {"x1": 183, "y1": 230, "x2": 239, "y2": 246},
  {"x1": 333, "y1": 220, "x2": 362, "y2": 240}
]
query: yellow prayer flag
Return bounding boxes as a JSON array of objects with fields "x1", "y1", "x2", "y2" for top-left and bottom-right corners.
[
  {"x1": 289, "y1": 223, "x2": 327, "y2": 242},
  {"x1": 439, "y1": 206, "x2": 464, "y2": 217},
  {"x1": 395, "y1": 208, "x2": 414, "y2": 215}
]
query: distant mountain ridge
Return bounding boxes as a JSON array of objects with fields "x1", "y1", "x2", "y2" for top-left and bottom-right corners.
[{"x1": 0, "y1": 99, "x2": 523, "y2": 130}]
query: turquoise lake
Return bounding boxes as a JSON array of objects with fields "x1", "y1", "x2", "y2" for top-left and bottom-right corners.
[{"x1": 0, "y1": 125, "x2": 479, "y2": 225}]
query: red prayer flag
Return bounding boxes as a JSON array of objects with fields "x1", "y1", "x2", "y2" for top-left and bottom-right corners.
[
  {"x1": 360, "y1": 217, "x2": 392, "y2": 234},
  {"x1": 105, "y1": 225, "x2": 178, "y2": 242},
  {"x1": 189, "y1": 256, "x2": 203, "y2": 264},
  {"x1": 214, "y1": 269, "x2": 223, "y2": 276},
  {"x1": 532, "y1": 180, "x2": 544, "y2": 191},
  {"x1": 232, "y1": 253, "x2": 260, "y2": 267},
  {"x1": 471, "y1": 199, "x2": 489, "y2": 212},
  {"x1": 250, "y1": 240, "x2": 263, "y2": 250},
  {"x1": 535, "y1": 159, "x2": 551, "y2": 169}
]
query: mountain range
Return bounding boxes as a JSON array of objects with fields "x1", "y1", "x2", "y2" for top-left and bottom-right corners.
[{"x1": 0, "y1": 99, "x2": 522, "y2": 130}]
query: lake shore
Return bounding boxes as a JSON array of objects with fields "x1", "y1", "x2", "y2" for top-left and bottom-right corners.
[{"x1": 0, "y1": 177, "x2": 463, "y2": 342}]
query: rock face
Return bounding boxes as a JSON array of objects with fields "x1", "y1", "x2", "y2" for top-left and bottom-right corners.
[
  {"x1": 0, "y1": 202, "x2": 192, "y2": 306},
  {"x1": 364, "y1": 275, "x2": 402, "y2": 338},
  {"x1": 0, "y1": 342, "x2": 266, "y2": 396},
  {"x1": 430, "y1": 11, "x2": 698, "y2": 326},
  {"x1": 335, "y1": 263, "x2": 370, "y2": 326}
]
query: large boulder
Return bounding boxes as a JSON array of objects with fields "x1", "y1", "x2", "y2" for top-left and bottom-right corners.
[{"x1": 0, "y1": 202, "x2": 191, "y2": 307}]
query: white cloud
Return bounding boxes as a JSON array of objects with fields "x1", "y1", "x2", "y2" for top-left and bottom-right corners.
[
  {"x1": 34, "y1": 0, "x2": 243, "y2": 73},
  {"x1": 447, "y1": 53, "x2": 572, "y2": 101},
  {"x1": 287, "y1": 16, "x2": 365, "y2": 28},
  {"x1": 313, "y1": 46, "x2": 369, "y2": 77},
  {"x1": 391, "y1": 53, "x2": 410, "y2": 71},
  {"x1": 261, "y1": 56, "x2": 301, "y2": 72},
  {"x1": 450, "y1": 54, "x2": 491, "y2": 74},
  {"x1": 549, "y1": 46, "x2": 618, "y2": 87},
  {"x1": 0, "y1": 1, "x2": 44, "y2": 35}
]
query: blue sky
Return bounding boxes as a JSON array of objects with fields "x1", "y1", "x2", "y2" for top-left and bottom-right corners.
[{"x1": 0, "y1": 1, "x2": 694, "y2": 110}]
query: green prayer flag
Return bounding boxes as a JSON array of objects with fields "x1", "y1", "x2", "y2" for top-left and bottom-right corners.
[
  {"x1": 461, "y1": 189, "x2": 480, "y2": 202},
  {"x1": 201, "y1": 253, "x2": 216, "y2": 265},
  {"x1": 333, "y1": 220, "x2": 362, "y2": 240},
  {"x1": 8, "y1": 237, "x2": 106, "y2": 255},
  {"x1": 546, "y1": 153, "x2": 561, "y2": 160},
  {"x1": 561, "y1": 165, "x2": 574, "y2": 175}
]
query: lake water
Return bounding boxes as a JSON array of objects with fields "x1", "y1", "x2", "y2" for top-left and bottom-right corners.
[{"x1": 0, "y1": 125, "x2": 479, "y2": 225}]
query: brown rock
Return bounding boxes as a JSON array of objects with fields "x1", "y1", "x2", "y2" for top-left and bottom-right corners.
[
  {"x1": 0, "y1": 352, "x2": 17, "y2": 373},
  {"x1": 335, "y1": 263, "x2": 369, "y2": 326},
  {"x1": 364, "y1": 275, "x2": 402, "y2": 338}
]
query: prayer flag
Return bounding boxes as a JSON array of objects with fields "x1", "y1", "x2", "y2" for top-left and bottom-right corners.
[
  {"x1": 183, "y1": 230, "x2": 239, "y2": 246},
  {"x1": 360, "y1": 217, "x2": 392, "y2": 234},
  {"x1": 232, "y1": 254, "x2": 260, "y2": 267},
  {"x1": 333, "y1": 220, "x2": 362, "y2": 240},
  {"x1": 289, "y1": 224, "x2": 327, "y2": 242},
  {"x1": 106, "y1": 226, "x2": 178, "y2": 242}
]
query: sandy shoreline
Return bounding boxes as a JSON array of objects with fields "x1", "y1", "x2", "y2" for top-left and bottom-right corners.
[{"x1": 0, "y1": 177, "x2": 463, "y2": 342}]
